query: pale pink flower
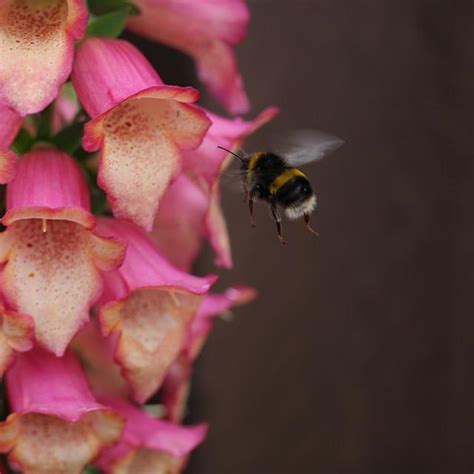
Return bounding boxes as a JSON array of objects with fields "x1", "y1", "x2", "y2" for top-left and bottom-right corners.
[
  {"x1": 97, "y1": 217, "x2": 217, "y2": 403},
  {"x1": 0, "y1": 104, "x2": 22, "y2": 183},
  {"x1": 163, "y1": 286, "x2": 256, "y2": 422},
  {"x1": 0, "y1": 348, "x2": 124, "y2": 473},
  {"x1": 0, "y1": 0, "x2": 87, "y2": 116},
  {"x1": 96, "y1": 398, "x2": 207, "y2": 474},
  {"x1": 127, "y1": 0, "x2": 250, "y2": 114},
  {"x1": 0, "y1": 148, "x2": 126, "y2": 355},
  {"x1": 153, "y1": 106, "x2": 279, "y2": 270},
  {"x1": 72, "y1": 38, "x2": 211, "y2": 230}
]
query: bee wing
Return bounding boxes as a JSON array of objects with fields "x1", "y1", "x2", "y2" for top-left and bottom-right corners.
[{"x1": 282, "y1": 130, "x2": 344, "y2": 166}]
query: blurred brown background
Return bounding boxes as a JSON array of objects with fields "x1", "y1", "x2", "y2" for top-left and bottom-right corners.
[{"x1": 130, "y1": 1, "x2": 474, "y2": 472}]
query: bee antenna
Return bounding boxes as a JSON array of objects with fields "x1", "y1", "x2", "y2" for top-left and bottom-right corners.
[{"x1": 217, "y1": 145, "x2": 246, "y2": 163}]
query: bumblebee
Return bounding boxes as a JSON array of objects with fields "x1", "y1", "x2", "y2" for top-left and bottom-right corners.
[{"x1": 218, "y1": 130, "x2": 343, "y2": 245}]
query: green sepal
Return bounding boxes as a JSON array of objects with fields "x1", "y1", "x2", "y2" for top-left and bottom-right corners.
[
  {"x1": 11, "y1": 128, "x2": 35, "y2": 155},
  {"x1": 87, "y1": 6, "x2": 131, "y2": 38},
  {"x1": 84, "y1": 466, "x2": 101, "y2": 474},
  {"x1": 36, "y1": 104, "x2": 54, "y2": 140}
]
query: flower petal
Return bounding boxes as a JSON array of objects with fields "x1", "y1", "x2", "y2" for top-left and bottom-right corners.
[
  {"x1": 72, "y1": 321, "x2": 129, "y2": 400},
  {"x1": 0, "y1": 220, "x2": 125, "y2": 355},
  {"x1": 0, "y1": 0, "x2": 87, "y2": 115},
  {"x1": 0, "y1": 104, "x2": 22, "y2": 184},
  {"x1": 0, "y1": 349, "x2": 124, "y2": 474},
  {"x1": 127, "y1": 0, "x2": 250, "y2": 114},
  {"x1": 98, "y1": 218, "x2": 216, "y2": 294},
  {"x1": 3, "y1": 147, "x2": 94, "y2": 229},
  {"x1": 0, "y1": 104, "x2": 22, "y2": 149},
  {"x1": 0, "y1": 306, "x2": 33, "y2": 376},
  {"x1": 152, "y1": 174, "x2": 209, "y2": 271},
  {"x1": 101, "y1": 288, "x2": 203, "y2": 404},
  {"x1": 97, "y1": 398, "x2": 206, "y2": 474},
  {"x1": 72, "y1": 38, "x2": 211, "y2": 230},
  {"x1": 98, "y1": 218, "x2": 215, "y2": 403}
]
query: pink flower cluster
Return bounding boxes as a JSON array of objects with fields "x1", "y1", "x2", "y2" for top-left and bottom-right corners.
[{"x1": 0, "y1": 0, "x2": 277, "y2": 472}]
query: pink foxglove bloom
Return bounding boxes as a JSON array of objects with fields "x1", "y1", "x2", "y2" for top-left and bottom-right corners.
[
  {"x1": 0, "y1": 348, "x2": 124, "y2": 473},
  {"x1": 154, "y1": 106, "x2": 279, "y2": 270},
  {"x1": 0, "y1": 299, "x2": 33, "y2": 377},
  {"x1": 127, "y1": 0, "x2": 250, "y2": 114},
  {"x1": 0, "y1": 148, "x2": 126, "y2": 355},
  {"x1": 0, "y1": 104, "x2": 22, "y2": 183},
  {"x1": 0, "y1": 0, "x2": 87, "y2": 116},
  {"x1": 72, "y1": 38, "x2": 211, "y2": 230},
  {"x1": 97, "y1": 218, "x2": 217, "y2": 403},
  {"x1": 97, "y1": 398, "x2": 207, "y2": 474},
  {"x1": 163, "y1": 286, "x2": 256, "y2": 422}
]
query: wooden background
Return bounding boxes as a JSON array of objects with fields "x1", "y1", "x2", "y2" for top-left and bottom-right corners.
[{"x1": 130, "y1": 1, "x2": 474, "y2": 472}]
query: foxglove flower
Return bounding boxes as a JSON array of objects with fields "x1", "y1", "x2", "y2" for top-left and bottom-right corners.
[
  {"x1": 127, "y1": 0, "x2": 250, "y2": 114},
  {"x1": 96, "y1": 398, "x2": 207, "y2": 474},
  {"x1": 98, "y1": 218, "x2": 217, "y2": 403},
  {"x1": 0, "y1": 348, "x2": 124, "y2": 473},
  {"x1": 0, "y1": 104, "x2": 22, "y2": 183},
  {"x1": 0, "y1": 148, "x2": 126, "y2": 355},
  {"x1": 154, "y1": 106, "x2": 279, "y2": 269},
  {"x1": 163, "y1": 286, "x2": 256, "y2": 422},
  {"x1": 0, "y1": 0, "x2": 87, "y2": 116},
  {"x1": 72, "y1": 38, "x2": 211, "y2": 230}
]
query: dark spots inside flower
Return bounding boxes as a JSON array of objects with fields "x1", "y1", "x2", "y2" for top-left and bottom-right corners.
[
  {"x1": 125, "y1": 122, "x2": 132, "y2": 127},
  {"x1": 28, "y1": 272, "x2": 35, "y2": 278},
  {"x1": 27, "y1": 243, "x2": 33, "y2": 248}
]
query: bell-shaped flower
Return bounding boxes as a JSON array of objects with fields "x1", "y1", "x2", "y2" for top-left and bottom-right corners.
[
  {"x1": 97, "y1": 218, "x2": 217, "y2": 403},
  {"x1": 0, "y1": 298, "x2": 33, "y2": 377},
  {"x1": 127, "y1": 0, "x2": 250, "y2": 114},
  {"x1": 96, "y1": 398, "x2": 207, "y2": 474},
  {"x1": 0, "y1": 0, "x2": 87, "y2": 116},
  {"x1": 0, "y1": 104, "x2": 22, "y2": 183},
  {"x1": 153, "y1": 106, "x2": 279, "y2": 270},
  {"x1": 0, "y1": 348, "x2": 124, "y2": 474},
  {"x1": 72, "y1": 38, "x2": 211, "y2": 231},
  {"x1": 0, "y1": 147, "x2": 126, "y2": 356},
  {"x1": 163, "y1": 286, "x2": 256, "y2": 422}
]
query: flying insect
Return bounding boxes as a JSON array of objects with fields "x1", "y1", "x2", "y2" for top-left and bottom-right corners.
[{"x1": 218, "y1": 130, "x2": 343, "y2": 245}]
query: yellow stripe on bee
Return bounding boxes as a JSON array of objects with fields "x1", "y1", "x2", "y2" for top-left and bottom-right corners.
[
  {"x1": 269, "y1": 168, "x2": 306, "y2": 194},
  {"x1": 248, "y1": 152, "x2": 263, "y2": 171}
]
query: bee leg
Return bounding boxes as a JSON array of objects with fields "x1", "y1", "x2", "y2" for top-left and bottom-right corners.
[
  {"x1": 243, "y1": 181, "x2": 249, "y2": 203},
  {"x1": 249, "y1": 195, "x2": 256, "y2": 227},
  {"x1": 304, "y1": 213, "x2": 319, "y2": 237},
  {"x1": 270, "y1": 202, "x2": 286, "y2": 246}
]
